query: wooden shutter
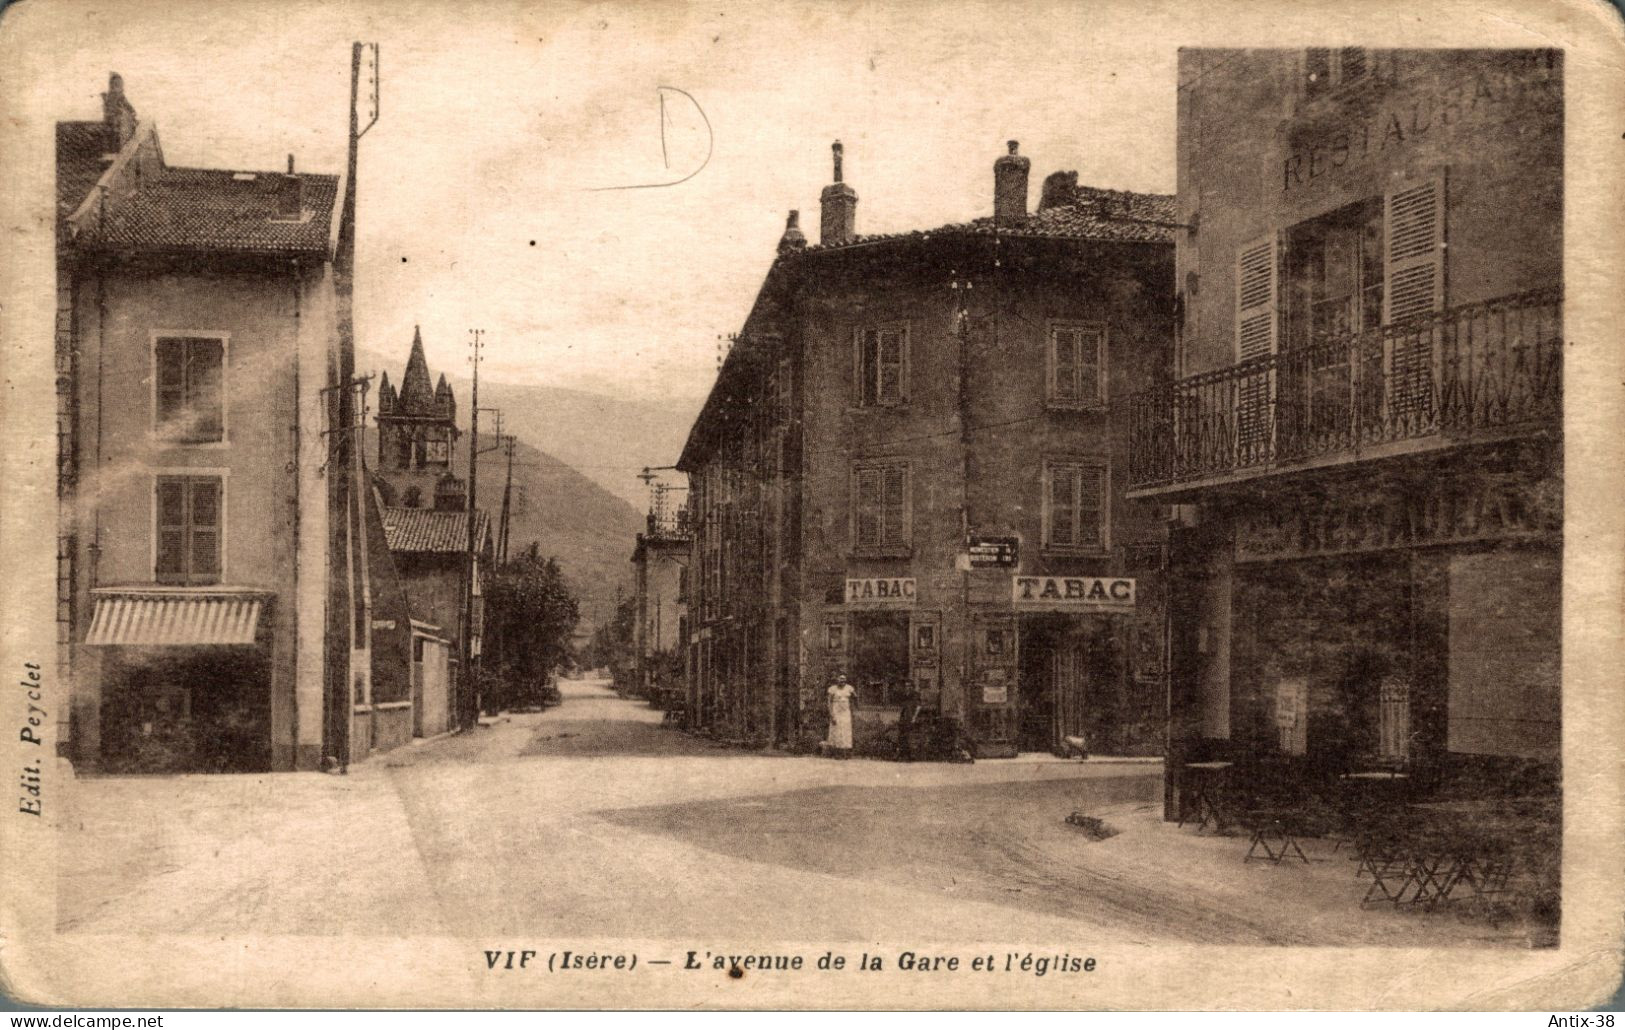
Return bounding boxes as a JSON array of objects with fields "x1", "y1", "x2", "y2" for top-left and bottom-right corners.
[
  {"x1": 188, "y1": 477, "x2": 221, "y2": 579},
  {"x1": 156, "y1": 477, "x2": 187, "y2": 580},
  {"x1": 1079, "y1": 328, "x2": 1103, "y2": 404},
  {"x1": 877, "y1": 327, "x2": 905, "y2": 404},
  {"x1": 853, "y1": 328, "x2": 874, "y2": 406},
  {"x1": 881, "y1": 465, "x2": 908, "y2": 546},
  {"x1": 1236, "y1": 236, "x2": 1279, "y2": 458},
  {"x1": 156, "y1": 339, "x2": 186, "y2": 430},
  {"x1": 189, "y1": 338, "x2": 224, "y2": 440},
  {"x1": 1075, "y1": 464, "x2": 1105, "y2": 549},
  {"x1": 854, "y1": 467, "x2": 882, "y2": 548},
  {"x1": 1046, "y1": 464, "x2": 1077, "y2": 547},
  {"x1": 1384, "y1": 176, "x2": 1445, "y2": 324},
  {"x1": 1051, "y1": 328, "x2": 1078, "y2": 401},
  {"x1": 1235, "y1": 235, "x2": 1278, "y2": 361}
]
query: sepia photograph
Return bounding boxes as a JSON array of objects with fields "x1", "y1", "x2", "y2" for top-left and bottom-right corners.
[{"x1": 1, "y1": 0, "x2": 1621, "y2": 1013}]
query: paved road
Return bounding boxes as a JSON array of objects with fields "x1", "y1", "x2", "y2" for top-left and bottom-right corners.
[{"x1": 59, "y1": 676, "x2": 1531, "y2": 948}]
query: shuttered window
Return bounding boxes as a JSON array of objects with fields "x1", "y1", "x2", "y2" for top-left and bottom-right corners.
[
  {"x1": 855, "y1": 325, "x2": 908, "y2": 406},
  {"x1": 155, "y1": 475, "x2": 223, "y2": 584},
  {"x1": 1042, "y1": 461, "x2": 1107, "y2": 552},
  {"x1": 1048, "y1": 323, "x2": 1105, "y2": 407},
  {"x1": 852, "y1": 462, "x2": 910, "y2": 552},
  {"x1": 1384, "y1": 177, "x2": 1445, "y2": 323},
  {"x1": 154, "y1": 335, "x2": 225, "y2": 442},
  {"x1": 1235, "y1": 235, "x2": 1278, "y2": 454},
  {"x1": 1236, "y1": 235, "x2": 1279, "y2": 360}
]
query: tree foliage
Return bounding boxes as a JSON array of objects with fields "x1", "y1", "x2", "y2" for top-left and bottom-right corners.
[
  {"x1": 484, "y1": 543, "x2": 580, "y2": 709},
  {"x1": 586, "y1": 593, "x2": 638, "y2": 689}
]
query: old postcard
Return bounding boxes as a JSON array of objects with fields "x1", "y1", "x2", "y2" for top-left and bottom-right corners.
[{"x1": 2, "y1": 0, "x2": 1622, "y2": 1012}]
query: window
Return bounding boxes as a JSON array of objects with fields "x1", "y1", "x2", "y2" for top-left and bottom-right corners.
[
  {"x1": 1283, "y1": 200, "x2": 1384, "y2": 351},
  {"x1": 155, "y1": 475, "x2": 223, "y2": 584},
  {"x1": 852, "y1": 462, "x2": 910, "y2": 553},
  {"x1": 154, "y1": 335, "x2": 225, "y2": 442},
  {"x1": 1305, "y1": 47, "x2": 1369, "y2": 98},
  {"x1": 425, "y1": 433, "x2": 450, "y2": 467},
  {"x1": 1042, "y1": 461, "x2": 1106, "y2": 552},
  {"x1": 854, "y1": 324, "x2": 908, "y2": 406},
  {"x1": 1048, "y1": 323, "x2": 1106, "y2": 407}
]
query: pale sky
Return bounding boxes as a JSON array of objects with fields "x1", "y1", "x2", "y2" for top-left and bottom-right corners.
[{"x1": 15, "y1": 0, "x2": 1179, "y2": 402}]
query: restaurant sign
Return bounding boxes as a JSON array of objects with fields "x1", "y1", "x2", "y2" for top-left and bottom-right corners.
[
  {"x1": 1011, "y1": 576, "x2": 1136, "y2": 611},
  {"x1": 846, "y1": 577, "x2": 917, "y2": 606},
  {"x1": 1235, "y1": 473, "x2": 1560, "y2": 564}
]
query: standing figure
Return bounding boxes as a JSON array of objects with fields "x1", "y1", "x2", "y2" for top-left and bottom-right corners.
[
  {"x1": 826, "y1": 673, "x2": 856, "y2": 757},
  {"x1": 895, "y1": 678, "x2": 920, "y2": 762}
]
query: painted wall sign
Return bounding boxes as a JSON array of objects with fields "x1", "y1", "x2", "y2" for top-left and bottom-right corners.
[
  {"x1": 967, "y1": 536, "x2": 1020, "y2": 569},
  {"x1": 1235, "y1": 473, "x2": 1560, "y2": 564},
  {"x1": 1011, "y1": 576, "x2": 1136, "y2": 611},
  {"x1": 845, "y1": 577, "x2": 917, "y2": 605},
  {"x1": 1281, "y1": 63, "x2": 1560, "y2": 193}
]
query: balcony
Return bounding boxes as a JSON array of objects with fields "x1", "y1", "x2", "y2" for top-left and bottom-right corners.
[{"x1": 1128, "y1": 289, "x2": 1561, "y2": 494}]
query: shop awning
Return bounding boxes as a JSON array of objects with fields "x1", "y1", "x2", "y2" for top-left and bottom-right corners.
[{"x1": 85, "y1": 590, "x2": 268, "y2": 646}]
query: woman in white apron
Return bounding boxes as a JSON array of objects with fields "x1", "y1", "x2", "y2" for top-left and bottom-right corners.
[{"x1": 826, "y1": 673, "x2": 856, "y2": 756}]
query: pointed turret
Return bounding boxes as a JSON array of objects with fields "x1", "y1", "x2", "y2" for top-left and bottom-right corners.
[
  {"x1": 399, "y1": 325, "x2": 435, "y2": 413},
  {"x1": 434, "y1": 372, "x2": 455, "y2": 421},
  {"x1": 377, "y1": 371, "x2": 396, "y2": 414}
]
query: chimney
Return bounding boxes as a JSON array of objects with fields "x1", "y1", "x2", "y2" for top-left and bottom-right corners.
[
  {"x1": 994, "y1": 140, "x2": 1031, "y2": 225},
  {"x1": 819, "y1": 140, "x2": 857, "y2": 246},
  {"x1": 1038, "y1": 169, "x2": 1079, "y2": 212},
  {"x1": 276, "y1": 154, "x2": 302, "y2": 219},
  {"x1": 102, "y1": 72, "x2": 138, "y2": 148},
  {"x1": 777, "y1": 209, "x2": 807, "y2": 255}
]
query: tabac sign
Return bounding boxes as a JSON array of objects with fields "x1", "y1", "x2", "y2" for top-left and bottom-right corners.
[
  {"x1": 1011, "y1": 576, "x2": 1136, "y2": 612},
  {"x1": 846, "y1": 577, "x2": 917, "y2": 606}
]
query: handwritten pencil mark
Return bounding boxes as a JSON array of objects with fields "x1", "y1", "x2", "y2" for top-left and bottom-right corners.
[{"x1": 588, "y1": 86, "x2": 712, "y2": 192}]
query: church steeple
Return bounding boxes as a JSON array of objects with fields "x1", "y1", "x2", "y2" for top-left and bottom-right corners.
[
  {"x1": 398, "y1": 325, "x2": 435, "y2": 414},
  {"x1": 376, "y1": 326, "x2": 462, "y2": 501}
]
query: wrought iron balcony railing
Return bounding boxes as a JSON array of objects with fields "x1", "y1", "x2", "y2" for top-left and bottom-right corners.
[{"x1": 1128, "y1": 289, "x2": 1562, "y2": 491}]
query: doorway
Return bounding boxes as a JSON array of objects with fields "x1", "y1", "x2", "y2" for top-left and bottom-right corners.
[{"x1": 1018, "y1": 616, "x2": 1089, "y2": 754}]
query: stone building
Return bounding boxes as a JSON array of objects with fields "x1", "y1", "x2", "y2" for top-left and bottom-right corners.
[
  {"x1": 678, "y1": 140, "x2": 1177, "y2": 757},
  {"x1": 630, "y1": 491, "x2": 691, "y2": 706},
  {"x1": 1128, "y1": 50, "x2": 1562, "y2": 814},
  {"x1": 55, "y1": 74, "x2": 349, "y2": 771}
]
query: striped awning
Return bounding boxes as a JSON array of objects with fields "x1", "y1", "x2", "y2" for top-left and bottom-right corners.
[{"x1": 85, "y1": 591, "x2": 267, "y2": 646}]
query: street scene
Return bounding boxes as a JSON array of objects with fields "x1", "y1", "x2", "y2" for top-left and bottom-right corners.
[
  {"x1": 58, "y1": 675, "x2": 1538, "y2": 947},
  {"x1": 31, "y1": 4, "x2": 1569, "y2": 994}
]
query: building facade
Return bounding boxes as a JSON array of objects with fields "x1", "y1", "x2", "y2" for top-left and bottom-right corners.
[
  {"x1": 1130, "y1": 50, "x2": 1562, "y2": 814},
  {"x1": 56, "y1": 74, "x2": 348, "y2": 772},
  {"x1": 630, "y1": 494, "x2": 691, "y2": 705},
  {"x1": 680, "y1": 141, "x2": 1177, "y2": 757}
]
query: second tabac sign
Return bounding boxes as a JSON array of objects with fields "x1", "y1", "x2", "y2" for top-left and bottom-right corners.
[{"x1": 1011, "y1": 576, "x2": 1136, "y2": 612}]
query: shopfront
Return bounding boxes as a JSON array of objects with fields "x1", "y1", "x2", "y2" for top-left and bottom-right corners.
[
  {"x1": 83, "y1": 589, "x2": 275, "y2": 773},
  {"x1": 1197, "y1": 457, "x2": 1561, "y2": 787}
]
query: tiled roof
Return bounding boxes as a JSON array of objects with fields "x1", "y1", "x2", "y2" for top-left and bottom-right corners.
[
  {"x1": 57, "y1": 121, "x2": 112, "y2": 228},
  {"x1": 807, "y1": 183, "x2": 1178, "y2": 251},
  {"x1": 71, "y1": 164, "x2": 339, "y2": 256},
  {"x1": 381, "y1": 507, "x2": 490, "y2": 554}
]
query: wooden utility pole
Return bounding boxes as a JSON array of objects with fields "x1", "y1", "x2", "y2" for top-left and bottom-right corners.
[
  {"x1": 462, "y1": 328, "x2": 484, "y2": 728},
  {"x1": 498, "y1": 434, "x2": 516, "y2": 564},
  {"x1": 325, "y1": 41, "x2": 379, "y2": 771}
]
